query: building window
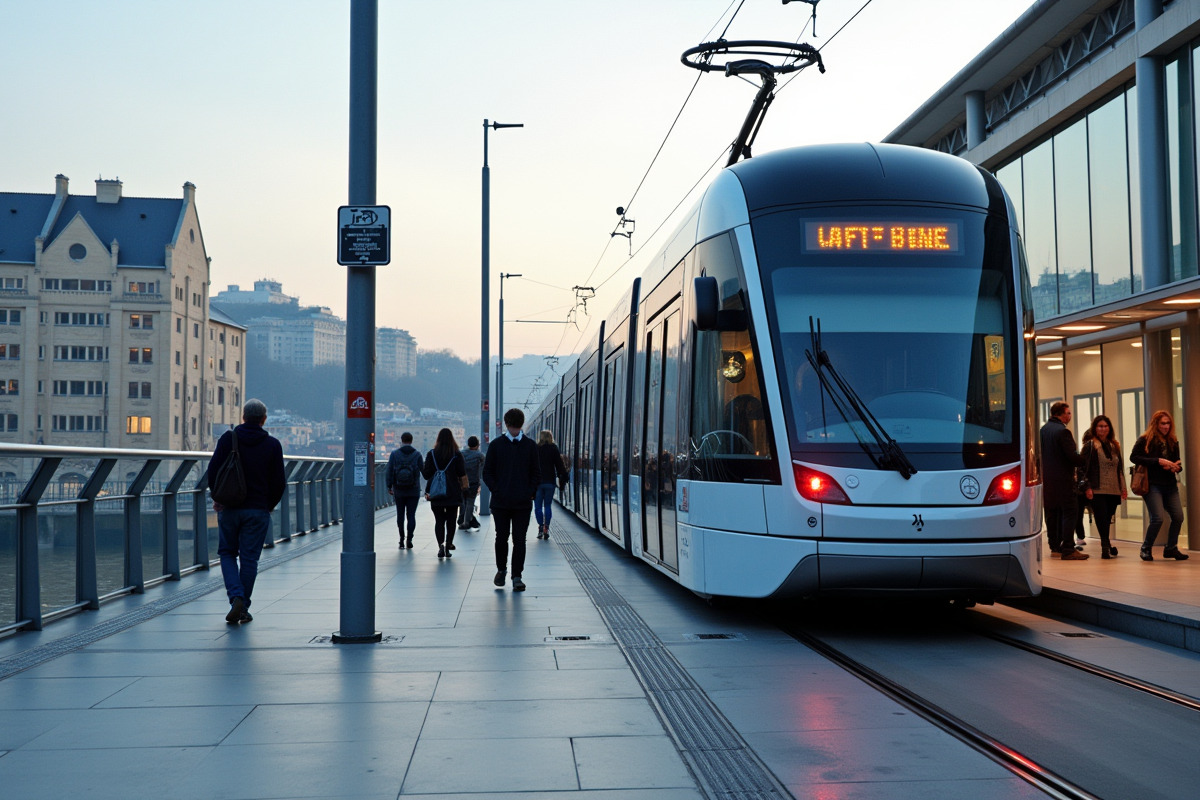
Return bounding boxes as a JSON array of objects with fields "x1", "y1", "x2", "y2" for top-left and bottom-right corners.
[
  {"x1": 192, "y1": 386, "x2": 198, "y2": 402},
  {"x1": 0, "y1": 344, "x2": 19, "y2": 360},
  {"x1": 174, "y1": 416, "x2": 179, "y2": 434},
  {"x1": 68, "y1": 243, "x2": 87, "y2": 260},
  {"x1": 0, "y1": 379, "x2": 18, "y2": 396},
  {"x1": 53, "y1": 345, "x2": 107, "y2": 361},
  {"x1": 128, "y1": 381, "x2": 152, "y2": 399},
  {"x1": 0, "y1": 278, "x2": 24, "y2": 290},
  {"x1": 0, "y1": 310, "x2": 21, "y2": 325},
  {"x1": 219, "y1": 332, "x2": 225, "y2": 343},
  {"x1": 130, "y1": 313, "x2": 153, "y2": 329},
  {"x1": 126, "y1": 416, "x2": 152, "y2": 434},
  {"x1": 193, "y1": 355, "x2": 199, "y2": 369},
  {"x1": 42, "y1": 278, "x2": 111, "y2": 292},
  {"x1": 176, "y1": 317, "x2": 182, "y2": 333},
  {"x1": 175, "y1": 351, "x2": 181, "y2": 365},
  {"x1": 128, "y1": 281, "x2": 158, "y2": 294},
  {"x1": 193, "y1": 322, "x2": 199, "y2": 338},
  {"x1": 53, "y1": 380, "x2": 106, "y2": 396},
  {"x1": 218, "y1": 387, "x2": 225, "y2": 404},
  {"x1": 128, "y1": 347, "x2": 153, "y2": 364},
  {"x1": 219, "y1": 358, "x2": 225, "y2": 372},
  {"x1": 175, "y1": 287, "x2": 184, "y2": 301},
  {"x1": 175, "y1": 382, "x2": 180, "y2": 399},
  {"x1": 4, "y1": 414, "x2": 16, "y2": 432},
  {"x1": 235, "y1": 360, "x2": 241, "y2": 375},
  {"x1": 55, "y1": 311, "x2": 109, "y2": 326},
  {"x1": 54, "y1": 415, "x2": 107, "y2": 432},
  {"x1": 191, "y1": 418, "x2": 197, "y2": 434}
]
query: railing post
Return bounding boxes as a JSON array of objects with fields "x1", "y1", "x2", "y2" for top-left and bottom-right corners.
[
  {"x1": 78, "y1": 459, "x2": 118, "y2": 609},
  {"x1": 292, "y1": 462, "x2": 312, "y2": 536},
  {"x1": 279, "y1": 461, "x2": 299, "y2": 541},
  {"x1": 193, "y1": 476, "x2": 209, "y2": 568},
  {"x1": 124, "y1": 460, "x2": 160, "y2": 593},
  {"x1": 16, "y1": 457, "x2": 59, "y2": 630},
  {"x1": 162, "y1": 460, "x2": 197, "y2": 580}
]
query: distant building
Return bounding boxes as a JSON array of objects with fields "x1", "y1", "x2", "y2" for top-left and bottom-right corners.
[
  {"x1": 0, "y1": 175, "x2": 244, "y2": 450},
  {"x1": 211, "y1": 279, "x2": 298, "y2": 308},
  {"x1": 378, "y1": 326, "x2": 417, "y2": 379}
]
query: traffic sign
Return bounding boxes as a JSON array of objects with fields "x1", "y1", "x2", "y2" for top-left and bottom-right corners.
[{"x1": 337, "y1": 205, "x2": 390, "y2": 266}]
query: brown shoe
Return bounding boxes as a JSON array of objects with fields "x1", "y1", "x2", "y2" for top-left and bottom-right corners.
[{"x1": 1061, "y1": 549, "x2": 1090, "y2": 560}]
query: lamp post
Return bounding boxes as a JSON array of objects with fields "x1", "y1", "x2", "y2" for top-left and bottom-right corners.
[
  {"x1": 498, "y1": 272, "x2": 522, "y2": 430},
  {"x1": 480, "y1": 119, "x2": 523, "y2": 515}
]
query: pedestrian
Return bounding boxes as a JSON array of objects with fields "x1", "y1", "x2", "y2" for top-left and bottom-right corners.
[
  {"x1": 1130, "y1": 410, "x2": 1188, "y2": 561},
  {"x1": 458, "y1": 435, "x2": 484, "y2": 531},
  {"x1": 483, "y1": 408, "x2": 540, "y2": 591},
  {"x1": 422, "y1": 427, "x2": 467, "y2": 558},
  {"x1": 1039, "y1": 401, "x2": 1088, "y2": 560},
  {"x1": 1079, "y1": 414, "x2": 1126, "y2": 559},
  {"x1": 385, "y1": 432, "x2": 424, "y2": 548},
  {"x1": 207, "y1": 398, "x2": 286, "y2": 624},
  {"x1": 534, "y1": 429, "x2": 568, "y2": 539}
]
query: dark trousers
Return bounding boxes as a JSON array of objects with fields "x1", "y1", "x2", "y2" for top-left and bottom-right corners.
[
  {"x1": 1044, "y1": 499, "x2": 1077, "y2": 554},
  {"x1": 432, "y1": 504, "x2": 457, "y2": 546},
  {"x1": 395, "y1": 495, "x2": 419, "y2": 540},
  {"x1": 217, "y1": 508, "x2": 271, "y2": 608},
  {"x1": 492, "y1": 506, "x2": 532, "y2": 577},
  {"x1": 459, "y1": 486, "x2": 479, "y2": 526},
  {"x1": 1143, "y1": 485, "x2": 1185, "y2": 551},
  {"x1": 1090, "y1": 493, "x2": 1121, "y2": 550}
]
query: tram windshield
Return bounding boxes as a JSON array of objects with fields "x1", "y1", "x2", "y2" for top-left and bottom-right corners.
[{"x1": 756, "y1": 208, "x2": 1019, "y2": 470}]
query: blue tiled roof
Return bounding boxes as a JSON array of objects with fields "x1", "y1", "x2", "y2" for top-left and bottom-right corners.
[
  {"x1": 0, "y1": 193, "x2": 56, "y2": 264},
  {"x1": 47, "y1": 196, "x2": 183, "y2": 268},
  {"x1": 209, "y1": 304, "x2": 247, "y2": 330}
]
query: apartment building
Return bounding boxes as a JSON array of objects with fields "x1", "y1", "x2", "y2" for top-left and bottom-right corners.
[{"x1": 0, "y1": 175, "x2": 244, "y2": 451}]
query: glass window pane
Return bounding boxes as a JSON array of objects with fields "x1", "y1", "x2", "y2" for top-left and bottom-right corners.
[
  {"x1": 1055, "y1": 123, "x2": 1092, "y2": 313},
  {"x1": 996, "y1": 161, "x2": 1023, "y2": 232},
  {"x1": 1088, "y1": 94, "x2": 1133, "y2": 304},
  {"x1": 1023, "y1": 141, "x2": 1058, "y2": 318},
  {"x1": 1127, "y1": 85, "x2": 1143, "y2": 287}
]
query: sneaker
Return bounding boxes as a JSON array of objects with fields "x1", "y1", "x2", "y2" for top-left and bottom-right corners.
[
  {"x1": 406, "y1": 537, "x2": 414, "y2": 548},
  {"x1": 237, "y1": 610, "x2": 253, "y2": 624},
  {"x1": 1061, "y1": 549, "x2": 1089, "y2": 560},
  {"x1": 1140, "y1": 547, "x2": 1154, "y2": 561},
  {"x1": 494, "y1": 570, "x2": 506, "y2": 587},
  {"x1": 512, "y1": 576, "x2": 526, "y2": 592},
  {"x1": 437, "y1": 547, "x2": 446, "y2": 559},
  {"x1": 470, "y1": 521, "x2": 480, "y2": 529},
  {"x1": 1163, "y1": 548, "x2": 1191, "y2": 560},
  {"x1": 448, "y1": 542, "x2": 456, "y2": 550},
  {"x1": 226, "y1": 596, "x2": 246, "y2": 624}
]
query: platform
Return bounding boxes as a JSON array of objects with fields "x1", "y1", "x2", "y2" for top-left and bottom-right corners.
[{"x1": 0, "y1": 505, "x2": 1195, "y2": 799}]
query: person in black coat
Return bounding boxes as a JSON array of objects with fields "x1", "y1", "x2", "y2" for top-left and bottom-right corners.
[
  {"x1": 386, "y1": 432, "x2": 425, "y2": 548},
  {"x1": 482, "y1": 408, "x2": 540, "y2": 591},
  {"x1": 421, "y1": 428, "x2": 467, "y2": 559},
  {"x1": 1130, "y1": 410, "x2": 1187, "y2": 561},
  {"x1": 206, "y1": 398, "x2": 286, "y2": 623},
  {"x1": 534, "y1": 429, "x2": 569, "y2": 539},
  {"x1": 1039, "y1": 401, "x2": 1088, "y2": 560}
]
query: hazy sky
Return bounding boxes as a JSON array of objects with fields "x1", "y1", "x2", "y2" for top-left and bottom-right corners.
[{"x1": 3, "y1": 0, "x2": 1033, "y2": 373}]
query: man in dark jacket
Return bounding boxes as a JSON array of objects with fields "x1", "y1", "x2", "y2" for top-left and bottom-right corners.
[
  {"x1": 458, "y1": 435, "x2": 484, "y2": 531},
  {"x1": 386, "y1": 432, "x2": 424, "y2": 548},
  {"x1": 1040, "y1": 401, "x2": 1088, "y2": 560},
  {"x1": 483, "y1": 408, "x2": 540, "y2": 591},
  {"x1": 206, "y1": 398, "x2": 286, "y2": 623}
]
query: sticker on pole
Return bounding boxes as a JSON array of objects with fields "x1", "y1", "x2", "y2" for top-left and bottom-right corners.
[{"x1": 338, "y1": 205, "x2": 390, "y2": 266}]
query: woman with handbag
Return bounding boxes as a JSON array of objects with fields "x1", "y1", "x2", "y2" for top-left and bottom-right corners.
[
  {"x1": 422, "y1": 428, "x2": 468, "y2": 559},
  {"x1": 1080, "y1": 415, "x2": 1126, "y2": 559},
  {"x1": 1130, "y1": 410, "x2": 1188, "y2": 561}
]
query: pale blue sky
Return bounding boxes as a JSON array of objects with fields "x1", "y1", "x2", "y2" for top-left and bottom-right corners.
[{"x1": 2, "y1": 0, "x2": 1033, "y2": 361}]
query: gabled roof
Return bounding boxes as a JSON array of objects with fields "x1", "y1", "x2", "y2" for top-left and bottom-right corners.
[
  {"x1": 0, "y1": 193, "x2": 56, "y2": 264},
  {"x1": 46, "y1": 195, "x2": 183, "y2": 268},
  {"x1": 209, "y1": 304, "x2": 248, "y2": 331}
]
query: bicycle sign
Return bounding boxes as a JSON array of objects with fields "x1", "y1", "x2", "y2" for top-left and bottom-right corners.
[{"x1": 337, "y1": 205, "x2": 390, "y2": 266}]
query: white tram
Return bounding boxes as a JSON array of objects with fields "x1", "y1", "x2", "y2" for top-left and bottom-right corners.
[{"x1": 530, "y1": 143, "x2": 1042, "y2": 602}]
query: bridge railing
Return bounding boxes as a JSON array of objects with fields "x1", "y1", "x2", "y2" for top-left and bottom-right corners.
[{"x1": 0, "y1": 443, "x2": 391, "y2": 635}]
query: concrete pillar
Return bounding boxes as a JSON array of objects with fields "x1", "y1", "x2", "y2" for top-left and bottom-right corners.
[
  {"x1": 1181, "y1": 311, "x2": 1200, "y2": 551},
  {"x1": 966, "y1": 91, "x2": 986, "y2": 150}
]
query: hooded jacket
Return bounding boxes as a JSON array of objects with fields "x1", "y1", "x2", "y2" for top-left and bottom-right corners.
[{"x1": 206, "y1": 423, "x2": 286, "y2": 511}]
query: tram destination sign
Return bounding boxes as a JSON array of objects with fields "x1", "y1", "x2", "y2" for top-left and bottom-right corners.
[
  {"x1": 337, "y1": 205, "x2": 391, "y2": 266},
  {"x1": 804, "y1": 221, "x2": 961, "y2": 253}
]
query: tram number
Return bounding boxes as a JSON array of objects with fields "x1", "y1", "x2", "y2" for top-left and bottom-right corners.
[{"x1": 912, "y1": 514, "x2": 925, "y2": 532}]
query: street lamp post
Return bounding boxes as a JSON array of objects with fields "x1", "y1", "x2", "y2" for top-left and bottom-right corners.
[
  {"x1": 480, "y1": 119, "x2": 523, "y2": 515},
  {"x1": 499, "y1": 272, "x2": 522, "y2": 430}
]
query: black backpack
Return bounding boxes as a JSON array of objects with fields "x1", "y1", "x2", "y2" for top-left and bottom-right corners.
[
  {"x1": 210, "y1": 430, "x2": 246, "y2": 506},
  {"x1": 393, "y1": 452, "x2": 418, "y2": 490}
]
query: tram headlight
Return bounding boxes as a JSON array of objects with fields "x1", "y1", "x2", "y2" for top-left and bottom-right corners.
[
  {"x1": 793, "y1": 464, "x2": 851, "y2": 505},
  {"x1": 982, "y1": 466, "x2": 1022, "y2": 505}
]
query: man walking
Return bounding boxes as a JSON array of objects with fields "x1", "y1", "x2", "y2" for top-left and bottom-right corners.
[
  {"x1": 386, "y1": 432, "x2": 424, "y2": 548},
  {"x1": 207, "y1": 398, "x2": 286, "y2": 623},
  {"x1": 459, "y1": 435, "x2": 484, "y2": 530},
  {"x1": 483, "y1": 408, "x2": 540, "y2": 591},
  {"x1": 1040, "y1": 401, "x2": 1088, "y2": 560}
]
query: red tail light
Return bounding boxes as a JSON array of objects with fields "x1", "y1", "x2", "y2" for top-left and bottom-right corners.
[
  {"x1": 983, "y1": 466, "x2": 1022, "y2": 505},
  {"x1": 794, "y1": 464, "x2": 851, "y2": 505}
]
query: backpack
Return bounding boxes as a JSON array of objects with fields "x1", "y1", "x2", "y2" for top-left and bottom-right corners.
[
  {"x1": 427, "y1": 451, "x2": 449, "y2": 501},
  {"x1": 210, "y1": 429, "x2": 247, "y2": 506},
  {"x1": 393, "y1": 452, "x2": 418, "y2": 490}
]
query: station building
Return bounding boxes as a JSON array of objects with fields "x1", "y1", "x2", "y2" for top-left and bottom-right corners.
[{"x1": 887, "y1": 0, "x2": 1200, "y2": 550}]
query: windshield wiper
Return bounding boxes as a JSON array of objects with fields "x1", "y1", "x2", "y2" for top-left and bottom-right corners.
[{"x1": 804, "y1": 317, "x2": 917, "y2": 480}]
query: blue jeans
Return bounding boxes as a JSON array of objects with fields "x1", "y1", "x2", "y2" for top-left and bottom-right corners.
[
  {"x1": 218, "y1": 508, "x2": 272, "y2": 608},
  {"x1": 1143, "y1": 485, "x2": 1185, "y2": 551},
  {"x1": 534, "y1": 483, "x2": 556, "y2": 526}
]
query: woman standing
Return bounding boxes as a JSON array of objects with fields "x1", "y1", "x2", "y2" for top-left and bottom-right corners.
[
  {"x1": 1130, "y1": 410, "x2": 1188, "y2": 561},
  {"x1": 534, "y1": 430, "x2": 569, "y2": 540},
  {"x1": 1080, "y1": 415, "x2": 1126, "y2": 559},
  {"x1": 422, "y1": 428, "x2": 468, "y2": 558}
]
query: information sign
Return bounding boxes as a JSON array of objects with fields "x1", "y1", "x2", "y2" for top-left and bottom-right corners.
[{"x1": 338, "y1": 205, "x2": 391, "y2": 266}]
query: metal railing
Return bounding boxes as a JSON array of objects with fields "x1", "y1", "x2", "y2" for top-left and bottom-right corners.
[{"x1": 0, "y1": 443, "x2": 392, "y2": 634}]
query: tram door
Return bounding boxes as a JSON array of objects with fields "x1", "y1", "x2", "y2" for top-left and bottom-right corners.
[
  {"x1": 600, "y1": 351, "x2": 624, "y2": 542},
  {"x1": 641, "y1": 311, "x2": 680, "y2": 570}
]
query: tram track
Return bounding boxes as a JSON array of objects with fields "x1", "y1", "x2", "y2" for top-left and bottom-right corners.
[{"x1": 771, "y1": 601, "x2": 1200, "y2": 800}]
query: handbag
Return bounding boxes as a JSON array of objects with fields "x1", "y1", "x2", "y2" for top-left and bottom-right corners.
[
  {"x1": 1074, "y1": 477, "x2": 1090, "y2": 495},
  {"x1": 210, "y1": 430, "x2": 246, "y2": 506},
  {"x1": 1130, "y1": 464, "x2": 1149, "y2": 497}
]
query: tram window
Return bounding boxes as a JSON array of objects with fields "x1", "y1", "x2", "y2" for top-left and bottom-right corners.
[{"x1": 689, "y1": 234, "x2": 777, "y2": 482}]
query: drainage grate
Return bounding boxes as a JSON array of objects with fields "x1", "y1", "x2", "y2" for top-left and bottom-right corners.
[
  {"x1": 684, "y1": 633, "x2": 745, "y2": 641},
  {"x1": 1051, "y1": 632, "x2": 1104, "y2": 638},
  {"x1": 309, "y1": 634, "x2": 403, "y2": 645},
  {"x1": 549, "y1": 634, "x2": 592, "y2": 641}
]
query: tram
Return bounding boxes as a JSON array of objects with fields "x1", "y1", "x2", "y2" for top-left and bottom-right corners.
[{"x1": 530, "y1": 143, "x2": 1042, "y2": 601}]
